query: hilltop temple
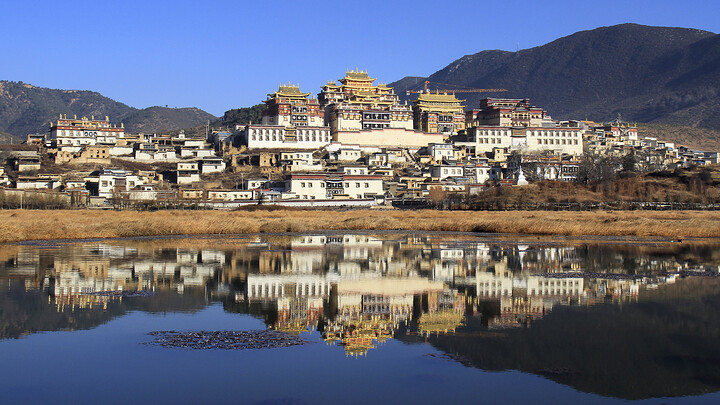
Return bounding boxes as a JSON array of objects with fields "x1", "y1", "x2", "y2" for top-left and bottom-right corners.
[
  {"x1": 239, "y1": 84, "x2": 331, "y2": 149},
  {"x1": 261, "y1": 84, "x2": 324, "y2": 127},
  {"x1": 318, "y1": 69, "x2": 413, "y2": 134}
]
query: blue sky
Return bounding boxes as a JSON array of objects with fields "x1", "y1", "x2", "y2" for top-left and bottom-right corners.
[{"x1": 2, "y1": 0, "x2": 719, "y2": 117}]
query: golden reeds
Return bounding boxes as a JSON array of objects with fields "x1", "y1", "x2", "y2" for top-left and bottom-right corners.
[{"x1": 1, "y1": 209, "x2": 719, "y2": 243}]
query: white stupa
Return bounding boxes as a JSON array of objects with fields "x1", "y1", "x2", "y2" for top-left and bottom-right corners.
[{"x1": 516, "y1": 169, "x2": 528, "y2": 186}]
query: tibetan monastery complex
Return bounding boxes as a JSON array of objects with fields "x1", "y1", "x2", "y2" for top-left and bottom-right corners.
[
  {"x1": 238, "y1": 69, "x2": 583, "y2": 155},
  {"x1": 8, "y1": 67, "x2": 712, "y2": 209}
]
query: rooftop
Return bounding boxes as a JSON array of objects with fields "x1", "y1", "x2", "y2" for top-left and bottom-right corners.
[
  {"x1": 341, "y1": 69, "x2": 376, "y2": 82},
  {"x1": 268, "y1": 84, "x2": 310, "y2": 98},
  {"x1": 415, "y1": 92, "x2": 465, "y2": 103}
]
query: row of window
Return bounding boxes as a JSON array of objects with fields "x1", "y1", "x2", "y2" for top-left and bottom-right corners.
[
  {"x1": 441, "y1": 168, "x2": 463, "y2": 175},
  {"x1": 538, "y1": 280, "x2": 581, "y2": 286},
  {"x1": 56, "y1": 130, "x2": 104, "y2": 137},
  {"x1": 363, "y1": 113, "x2": 391, "y2": 120},
  {"x1": 340, "y1": 114, "x2": 410, "y2": 120},
  {"x1": 251, "y1": 134, "x2": 330, "y2": 142},
  {"x1": 477, "y1": 130, "x2": 511, "y2": 136},
  {"x1": 477, "y1": 137, "x2": 580, "y2": 146},
  {"x1": 537, "y1": 139, "x2": 579, "y2": 145},
  {"x1": 529, "y1": 131, "x2": 580, "y2": 137},
  {"x1": 363, "y1": 123, "x2": 390, "y2": 129},
  {"x1": 478, "y1": 138, "x2": 504, "y2": 144},
  {"x1": 299, "y1": 182, "x2": 372, "y2": 188}
]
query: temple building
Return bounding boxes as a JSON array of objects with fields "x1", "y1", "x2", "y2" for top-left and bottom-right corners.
[
  {"x1": 412, "y1": 92, "x2": 466, "y2": 134},
  {"x1": 319, "y1": 70, "x2": 413, "y2": 134},
  {"x1": 238, "y1": 84, "x2": 331, "y2": 150},
  {"x1": 261, "y1": 84, "x2": 324, "y2": 127},
  {"x1": 465, "y1": 98, "x2": 552, "y2": 128},
  {"x1": 462, "y1": 98, "x2": 583, "y2": 155},
  {"x1": 49, "y1": 115, "x2": 125, "y2": 152}
]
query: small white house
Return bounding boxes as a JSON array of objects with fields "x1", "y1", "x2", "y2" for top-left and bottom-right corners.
[
  {"x1": 177, "y1": 161, "x2": 200, "y2": 185},
  {"x1": 430, "y1": 165, "x2": 464, "y2": 180},
  {"x1": 428, "y1": 143, "x2": 454, "y2": 162},
  {"x1": 98, "y1": 169, "x2": 141, "y2": 198},
  {"x1": 201, "y1": 157, "x2": 226, "y2": 174}
]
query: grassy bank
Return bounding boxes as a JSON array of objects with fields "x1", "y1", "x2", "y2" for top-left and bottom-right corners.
[{"x1": 1, "y1": 209, "x2": 720, "y2": 243}]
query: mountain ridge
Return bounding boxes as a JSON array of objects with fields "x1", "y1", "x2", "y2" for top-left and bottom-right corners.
[
  {"x1": 0, "y1": 80, "x2": 216, "y2": 139},
  {"x1": 390, "y1": 23, "x2": 720, "y2": 131}
]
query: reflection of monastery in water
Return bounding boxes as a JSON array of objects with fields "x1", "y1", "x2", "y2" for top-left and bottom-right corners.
[{"x1": 0, "y1": 234, "x2": 715, "y2": 348}]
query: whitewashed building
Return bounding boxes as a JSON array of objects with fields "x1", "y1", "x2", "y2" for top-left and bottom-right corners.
[
  {"x1": 200, "y1": 157, "x2": 226, "y2": 174},
  {"x1": 428, "y1": 143, "x2": 455, "y2": 162},
  {"x1": 430, "y1": 164, "x2": 465, "y2": 180},
  {"x1": 98, "y1": 169, "x2": 141, "y2": 198},
  {"x1": 289, "y1": 173, "x2": 383, "y2": 200},
  {"x1": 50, "y1": 115, "x2": 124, "y2": 152},
  {"x1": 177, "y1": 161, "x2": 200, "y2": 185},
  {"x1": 468, "y1": 126, "x2": 583, "y2": 155},
  {"x1": 239, "y1": 125, "x2": 331, "y2": 150}
]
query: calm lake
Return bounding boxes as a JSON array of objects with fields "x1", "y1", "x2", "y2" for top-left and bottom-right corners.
[{"x1": 2, "y1": 233, "x2": 720, "y2": 404}]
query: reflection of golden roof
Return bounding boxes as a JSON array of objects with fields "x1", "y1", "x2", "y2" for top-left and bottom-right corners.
[
  {"x1": 53, "y1": 293, "x2": 110, "y2": 312},
  {"x1": 273, "y1": 326, "x2": 309, "y2": 335},
  {"x1": 342, "y1": 337, "x2": 376, "y2": 356},
  {"x1": 337, "y1": 277, "x2": 445, "y2": 295},
  {"x1": 418, "y1": 310, "x2": 464, "y2": 334}
]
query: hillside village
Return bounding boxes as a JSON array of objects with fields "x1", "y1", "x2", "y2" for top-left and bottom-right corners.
[{"x1": 0, "y1": 69, "x2": 718, "y2": 209}]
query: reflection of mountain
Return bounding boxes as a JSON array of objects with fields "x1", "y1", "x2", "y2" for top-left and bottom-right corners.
[
  {"x1": 0, "y1": 282, "x2": 208, "y2": 339},
  {"x1": 411, "y1": 277, "x2": 720, "y2": 400},
  {"x1": 0, "y1": 282, "x2": 124, "y2": 339}
]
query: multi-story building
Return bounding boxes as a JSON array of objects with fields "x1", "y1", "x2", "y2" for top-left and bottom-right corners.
[
  {"x1": 240, "y1": 125, "x2": 332, "y2": 150},
  {"x1": 177, "y1": 161, "x2": 200, "y2": 185},
  {"x1": 238, "y1": 85, "x2": 332, "y2": 150},
  {"x1": 592, "y1": 120, "x2": 639, "y2": 146},
  {"x1": 467, "y1": 126, "x2": 583, "y2": 155},
  {"x1": 97, "y1": 169, "x2": 141, "y2": 198},
  {"x1": 427, "y1": 143, "x2": 455, "y2": 162},
  {"x1": 49, "y1": 115, "x2": 125, "y2": 152},
  {"x1": 412, "y1": 92, "x2": 466, "y2": 134},
  {"x1": 319, "y1": 70, "x2": 413, "y2": 134},
  {"x1": 463, "y1": 99, "x2": 584, "y2": 156},
  {"x1": 430, "y1": 164, "x2": 465, "y2": 180},
  {"x1": 289, "y1": 172, "x2": 384, "y2": 200},
  {"x1": 466, "y1": 98, "x2": 551, "y2": 128},
  {"x1": 261, "y1": 85, "x2": 324, "y2": 127},
  {"x1": 0, "y1": 167, "x2": 8, "y2": 187},
  {"x1": 200, "y1": 157, "x2": 226, "y2": 174}
]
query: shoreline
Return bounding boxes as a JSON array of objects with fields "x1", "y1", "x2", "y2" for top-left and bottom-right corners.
[
  {"x1": 2, "y1": 209, "x2": 720, "y2": 244},
  {"x1": 12, "y1": 230, "x2": 706, "y2": 246}
]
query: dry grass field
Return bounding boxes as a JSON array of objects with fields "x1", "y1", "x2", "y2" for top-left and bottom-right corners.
[{"x1": 1, "y1": 208, "x2": 719, "y2": 243}]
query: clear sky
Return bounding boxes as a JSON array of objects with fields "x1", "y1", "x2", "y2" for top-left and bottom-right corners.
[{"x1": 2, "y1": 0, "x2": 718, "y2": 117}]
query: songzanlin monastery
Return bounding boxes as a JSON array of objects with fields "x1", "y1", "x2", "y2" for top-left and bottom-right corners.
[{"x1": 237, "y1": 69, "x2": 583, "y2": 156}]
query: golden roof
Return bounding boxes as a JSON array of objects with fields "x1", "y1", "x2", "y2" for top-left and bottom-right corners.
[
  {"x1": 268, "y1": 84, "x2": 310, "y2": 98},
  {"x1": 415, "y1": 92, "x2": 465, "y2": 103},
  {"x1": 342, "y1": 69, "x2": 375, "y2": 82}
]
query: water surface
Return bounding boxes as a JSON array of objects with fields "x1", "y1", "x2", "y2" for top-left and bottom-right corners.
[{"x1": 2, "y1": 233, "x2": 720, "y2": 404}]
